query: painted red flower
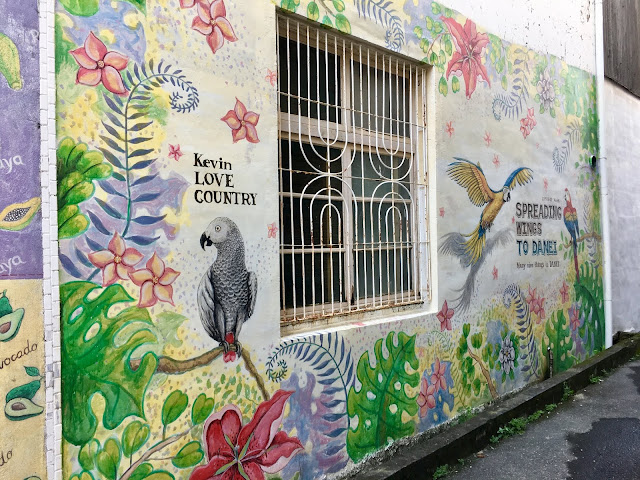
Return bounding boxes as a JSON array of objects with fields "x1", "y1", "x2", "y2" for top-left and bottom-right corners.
[
  {"x1": 493, "y1": 154, "x2": 500, "y2": 168},
  {"x1": 190, "y1": 390, "x2": 304, "y2": 480},
  {"x1": 525, "y1": 286, "x2": 537, "y2": 307},
  {"x1": 266, "y1": 68, "x2": 277, "y2": 86},
  {"x1": 559, "y1": 281, "x2": 569, "y2": 303},
  {"x1": 445, "y1": 121, "x2": 454, "y2": 137},
  {"x1": 437, "y1": 300, "x2": 454, "y2": 331},
  {"x1": 484, "y1": 131, "x2": 492, "y2": 146},
  {"x1": 532, "y1": 296, "x2": 546, "y2": 322},
  {"x1": 221, "y1": 98, "x2": 260, "y2": 143},
  {"x1": 430, "y1": 358, "x2": 447, "y2": 392},
  {"x1": 129, "y1": 253, "x2": 180, "y2": 308},
  {"x1": 441, "y1": 16, "x2": 490, "y2": 99},
  {"x1": 267, "y1": 222, "x2": 278, "y2": 239},
  {"x1": 492, "y1": 266, "x2": 498, "y2": 280},
  {"x1": 192, "y1": 0, "x2": 238, "y2": 54},
  {"x1": 439, "y1": 207, "x2": 445, "y2": 217},
  {"x1": 417, "y1": 376, "x2": 436, "y2": 417},
  {"x1": 70, "y1": 32, "x2": 128, "y2": 95},
  {"x1": 88, "y1": 232, "x2": 143, "y2": 286},
  {"x1": 520, "y1": 108, "x2": 537, "y2": 138},
  {"x1": 169, "y1": 144, "x2": 183, "y2": 161},
  {"x1": 569, "y1": 303, "x2": 581, "y2": 330}
]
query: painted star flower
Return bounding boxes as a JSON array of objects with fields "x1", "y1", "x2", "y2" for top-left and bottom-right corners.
[
  {"x1": 267, "y1": 222, "x2": 278, "y2": 238},
  {"x1": 192, "y1": 0, "x2": 238, "y2": 54},
  {"x1": 266, "y1": 68, "x2": 277, "y2": 86},
  {"x1": 70, "y1": 32, "x2": 128, "y2": 95},
  {"x1": 532, "y1": 296, "x2": 546, "y2": 322},
  {"x1": 559, "y1": 281, "x2": 569, "y2": 304},
  {"x1": 484, "y1": 131, "x2": 492, "y2": 146},
  {"x1": 168, "y1": 144, "x2": 183, "y2": 161},
  {"x1": 417, "y1": 376, "x2": 436, "y2": 417},
  {"x1": 439, "y1": 207, "x2": 445, "y2": 217},
  {"x1": 492, "y1": 266, "x2": 498, "y2": 280},
  {"x1": 569, "y1": 302, "x2": 581, "y2": 330},
  {"x1": 441, "y1": 16, "x2": 490, "y2": 99},
  {"x1": 437, "y1": 300, "x2": 454, "y2": 331},
  {"x1": 189, "y1": 390, "x2": 304, "y2": 480},
  {"x1": 445, "y1": 121, "x2": 454, "y2": 137},
  {"x1": 88, "y1": 232, "x2": 143, "y2": 286},
  {"x1": 430, "y1": 358, "x2": 447, "y2": 392},
  {"x1": 493, "y1": 154, "x2": 500, "y2": 168},
  {"x1": 498, "y1": 335, "x2": 515, "y2": 374},
  {"x1": 130, "y1": 253, "x2": 180, "y2": 308},
  {"x1": 221, "y1": 98, "x2": 260, "y2": 143},
  {"x1": 525, "y1": 286, "x2": 538, "y2": 307}
]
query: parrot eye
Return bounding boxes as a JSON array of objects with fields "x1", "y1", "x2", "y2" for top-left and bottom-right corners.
[{"x1": 215, "y1": 225, "x2": 221, "y2": 232}]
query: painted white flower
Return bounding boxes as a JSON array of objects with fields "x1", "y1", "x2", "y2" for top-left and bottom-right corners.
[
  {"x1": 498, "y1": 335, "x2": 516, "y2": 374},
  {"x1": 537, "y1": 68, "x2": 555, "y2": 111}
]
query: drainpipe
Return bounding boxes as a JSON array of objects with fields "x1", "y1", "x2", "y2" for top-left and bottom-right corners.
[{"x1": 594, "y1": 0, "x2": 612, "y2": 348}]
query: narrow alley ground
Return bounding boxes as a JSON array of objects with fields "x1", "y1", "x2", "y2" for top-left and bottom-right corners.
[{"x1": 446, "y1": 359, "x2": 640, "y2": 480}]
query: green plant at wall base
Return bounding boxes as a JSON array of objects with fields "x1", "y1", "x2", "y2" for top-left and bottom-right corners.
[
  {"x1": 346, "y1": 331, "x2": 419, "y2": 462},
  {"x1": 542, "y1": 310, "x2": 575, "y2": 375},
  {"x1": 61, "y1": 281, "x2": 158, "y2": 446},
  {"x1": 57, "y1": 138, "x2": 112, "y2": 239}
]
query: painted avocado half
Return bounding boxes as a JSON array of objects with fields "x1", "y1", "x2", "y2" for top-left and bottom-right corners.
[
  {"x1": 0, "y1": 290, "x2": 24, "y2": 341},
  {"x1": 4, "y1": 397, "x2": 43, "y2": 420}
]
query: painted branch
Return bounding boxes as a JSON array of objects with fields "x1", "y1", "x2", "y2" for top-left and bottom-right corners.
[
  {"x1": 562, "y1": 231, "x2": 602, "y2": 249},
  {"x1": 468, "y1": 351, "x2": 498, "y2": 400},
  {"x1": 241, "y1": 348, "x2": 270, "y2": 401},
  {"x1": 119, "y1": 429, "x2": 188, "y2": 480}
]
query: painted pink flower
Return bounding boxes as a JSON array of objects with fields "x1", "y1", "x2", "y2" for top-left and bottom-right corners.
[
  {"x1": 192, "y1": 0, "x2": 238, "y2": 54},
  {"x1": 267, "y1": 222, "x2": 278, "y2": 238},
  {"x1": 441, "y1": 16, "x2": 490, "y2": 99},
  {"x1": 190, "y1": 390, "x2": 304, "y2": 480},
  {"x1": 129, "y1": 253, "x2": 180, "y2": 308},
  {"x1": 417, "y1": 376, "x2": 436, "y2": 417},
  {"x1": 525, "y1": 286, "x2": 537, "y2": 307},
  {"x1": 169, "y1": 144, "x2": 183, "y2": 161},
  {"x1": 70, "y1": 32, "x2": 128, "y2": 95},
  {"x1": 544, "y1": 178, "x2": 549, "y2": 191},
  {"x1": 266, "y1": 68, "x2": 277, "y2": 86},
  {"x1": 439, "y1": 207, "x2": 445, "y2": 217},
  {"x1": 560, "y1": 281, "x2": 569, "y2": 303},
  {"x1": 445, "y1": 121, "x2": 454, "y2": 137},
  {"x1": 437, "y1": 300, "x2": 454, "y2": 331},
  {"x1": 221, "y1": 98, "x2": 260, "y2": 143},
  {"x1": 88, "y1": 232, "x2": 143, "y2": 287},
  {"x1": 484, "y1": 131, "x2": 492, "y2": 146},
  {"x1": 569, "y1": 303, "x2": 581, "y2": 330},
  {"x1": 430, "y1": 358, "x2": 447, "y2": 392},
  {"x1": 532, "y1": 297, "x2": 546, "y2": 322},
  {"x1": 180, "y1": 0, "x2": 205, "y2": 7},
  {"x1": 492, "y1": 266, "x2": 498, "y2": 280},
  {"x1": 493, "y1": 154, "x2": 500, "y2": 168},
  {"x1": 520, "y1": 108, "x2": 537, "y2": 138}
]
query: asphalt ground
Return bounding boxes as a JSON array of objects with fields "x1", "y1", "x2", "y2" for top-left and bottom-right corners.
[{"x1": 446, "y1": 359, "x2": 640, "y2": 480}]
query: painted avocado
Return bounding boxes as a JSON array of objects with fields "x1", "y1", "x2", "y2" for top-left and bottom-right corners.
[
  {"x1": 0, "y1": 291, "x2": 24, "y2": 342},
  {"x1": 0, "y1": 197, "x2": 41, "y2": 231},
  {"x1": 4, "y1": 397, "x2": 43, "y2": 420},
  {"x1": 24, "y1": 477, "x2": 42, "y2": 480}
]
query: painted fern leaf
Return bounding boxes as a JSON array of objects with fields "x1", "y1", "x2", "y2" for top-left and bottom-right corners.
[
  {"x1": 503, "y1": 284, "x2": 540, "y2": 380},
  {"x1": 354, "y1": 0, "x2": 404, "y2": 51}
]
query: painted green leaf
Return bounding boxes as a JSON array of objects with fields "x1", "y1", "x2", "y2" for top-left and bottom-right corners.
[
  {"x1": 346, "y1": 331, "x2": 419, "y2": 462},
  {"x1": 172, "y1": 441, "x2": 204, "y2": 468},
  {"x1": 129, "y1": 462, "x2": 175, "y2": 480},
  {"x1": 307, "y1": 2, "x2": 319, "y2": 21},
  {"x1": 429, "y1": 52, "x2": 438, "y2": 64},
  {"x1": 96, "y1": 438, "x2": 121, "y2": 480},
  {"x1": 57, "y1": 138, "x2": 112, "y2": 239},
  {"x1": 438, "y1": 76, "x2": 448, "y2": 96},
  {"x1": 452, "y1": 76, "x2": 460, "y2": 93},
  {"x1": 122, "y1": 420, "x2": 151, "y2": 457},
  {"x1": 25, "y1": 366, "x2": 40, "y2": 377},
  {"x1": 444, "y1": 37, "x2": 452, "y2": 56},
  {"x1": 414, "y1": 26, "x2": 423, "y2": 38},
  {"x1": 162, "y1": 390, "x2": 188, "y2": 426},
  {"x1": 444, "y1": 7, "x2": 453, "y2": 17},
  {"x1": 335, "y1": 14, "x2": 351, "y2": 34},
  {"x1": 542, "y1": 310, "x2": 575, "y2": 375},
  {"x1": 70, "y1": 472, "x2": 96, "y2": 480},
  {"x1": 332, "y1": 0, "x2": 345, "y2": 12},
  {"x1": 501, "y1": 75, "x2": 507, "y2": 90},
  {"x1": 61, "y1": 281, "x2": 158, "y2": 446},
  {"x1": 433, "y1": 21, "x2": 443, "y2": 34},
  {"x1": 79, "y1": 439, "x2": 100, "y2": 471},
  {"x1": 59, "y1": 0, "x2": 99, "y2": 16},
  {"x1": 280, "y1": 0, "x2": 300, "y2": 12},
  {"x1": 419, "y1": 38, "x2": 430, "y2": 53},
  {"x1": 192, "y1": 393, "x2": 215, "y2": 425},
  {"x1": 471, "y1": 333, "x2": 483, "y2": 350},
  {"x1": 431, "y1": 2, "x2": 441, "y2": 14},
  {"x1": 121, "y1": 0, "x2": 146, "y2": 13},
  {"x1": 426, "y1": 17, "x2": 434, "y2": 31},
  {"x1": 322, "y1": 15, "x2": 333, "y2": 27}
]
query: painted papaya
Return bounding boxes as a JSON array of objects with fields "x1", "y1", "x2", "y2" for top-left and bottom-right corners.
[
  {"x1": 4, "y1": 397, "x2": 43, "y2": 420},
  {"x1": 0, "y1": 197, "x2": 41, "y2": 231},
  {"x1": 0, "y1": 32, "x2": 22, "y2": 90}
]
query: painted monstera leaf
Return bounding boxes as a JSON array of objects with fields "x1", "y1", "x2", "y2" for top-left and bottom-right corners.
[
  {"x1": 346, "y1": 331, "x2": 419, "y2": 462},
  {"x1": 61, "y1": 281, "x2": 158, "y2": 445}
]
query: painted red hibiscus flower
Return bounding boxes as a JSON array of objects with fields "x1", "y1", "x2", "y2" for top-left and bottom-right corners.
[
  {"x1": 190, "y1": 390, "x2": 303, "y2": 480},
  {"x1": 88, "y1": 232, "x2": 143, "y2": 286},
  {"x1": 417, "y1": 376, "x2": 436, "y2": 417},
  {"x1": 430, "y1": 358, "x2": 447, "y2": 392},
  {"x1": 221, "y1": 98, "x2": 260, "y2": 143},
  {"x1": 437, "y1": 300, "x2": 454, "y2": 331},
  {"x1": 192, "y1": 0, "x2": 238, "y2": 54},
  {"x1": 70, "y1": 32, "x2": 128, "y2": 95},
  {"x1": 129, "y1": 253, "x2": 180, "y2": 308},
  {"x1": 441, "y1": 16, "x2": 490, "y2": 99}
]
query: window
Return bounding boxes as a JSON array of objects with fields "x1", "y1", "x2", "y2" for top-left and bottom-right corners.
[{"x1": 277, "y1": 14, "x2": 430, "y2": 327}]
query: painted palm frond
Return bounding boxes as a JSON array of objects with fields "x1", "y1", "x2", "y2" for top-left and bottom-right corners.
[
  {"x1": 354, "y1": 0, "x2": 405, "y2": 51},
  {"x1": 503, "y1": 284, "x2": 540, "y2": 380}
]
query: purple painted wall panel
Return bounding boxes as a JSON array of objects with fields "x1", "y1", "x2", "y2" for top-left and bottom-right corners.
[{"x1": 0, "y1": 0, "x2": 43, "y2": 279}]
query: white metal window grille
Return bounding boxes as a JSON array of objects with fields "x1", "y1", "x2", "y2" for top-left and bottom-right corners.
[{"x1": 277, "y1": 14, "x2": 429, "y2": 326}]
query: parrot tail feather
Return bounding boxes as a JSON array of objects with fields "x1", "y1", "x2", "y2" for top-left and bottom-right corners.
[{"x1": 463, "y1": 224, "x2": 486, "y2": 265}]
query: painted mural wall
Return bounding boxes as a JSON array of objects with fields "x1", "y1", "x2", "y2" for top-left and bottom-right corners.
[
  {"x1": 54, "y1": 1, "x2": 604, "y2": 480},
  {"x1": 0, "y1": 1, "x2": 47, "y2": 479}
]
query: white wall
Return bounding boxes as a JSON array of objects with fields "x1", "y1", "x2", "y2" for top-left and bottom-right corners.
[
  {"x1": 444, "y1": 0, "x2": 596, "y2": 73},
  {"x1": 605, "y1": 78, "x2": 640, "y2": 333}
]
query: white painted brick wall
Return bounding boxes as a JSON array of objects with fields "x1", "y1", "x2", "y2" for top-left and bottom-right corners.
[{"x1": 39, "y1": 0, "x2": 60, "y2": 478}]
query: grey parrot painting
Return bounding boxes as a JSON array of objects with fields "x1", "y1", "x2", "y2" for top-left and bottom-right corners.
[{"x1": 198, "y1": 217, "x2": 257, "y2": 362}]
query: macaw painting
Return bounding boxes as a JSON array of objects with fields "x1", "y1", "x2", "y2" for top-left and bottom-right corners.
[{"x1": 53, "y1": 1, "x2": 603, "y2": 480}]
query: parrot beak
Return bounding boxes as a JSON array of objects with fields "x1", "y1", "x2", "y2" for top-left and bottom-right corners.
[{"x1": 200, "y1": 232, "x2": 213, "y2": 250}]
